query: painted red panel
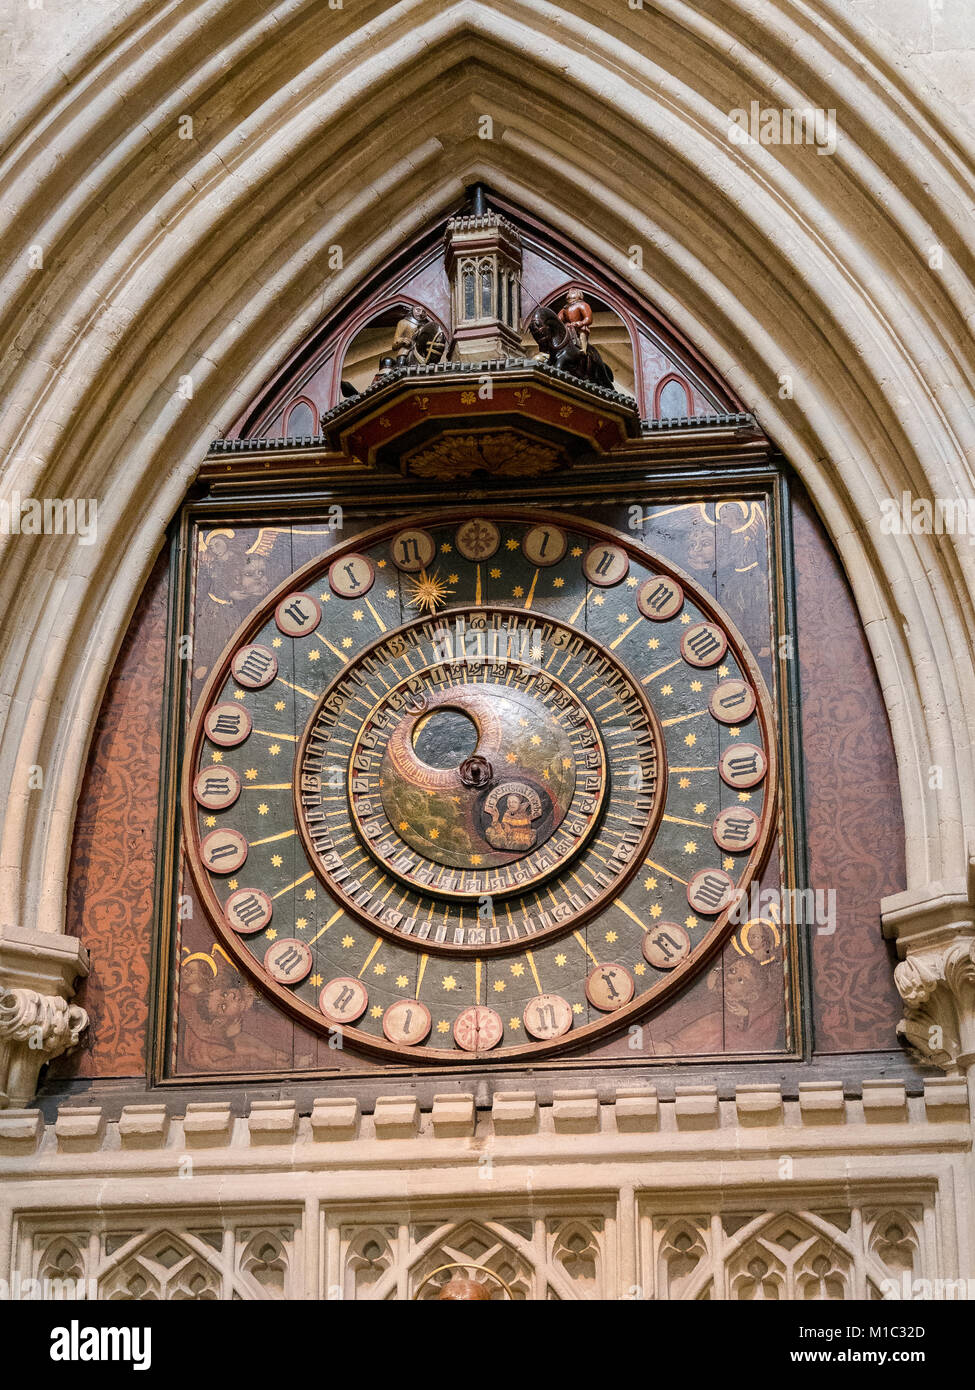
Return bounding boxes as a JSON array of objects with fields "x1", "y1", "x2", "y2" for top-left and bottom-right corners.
[
  {"x1": 56, "y1": 552, "x2": 170, "y2": 1079},
  {"x1": 793, "y1": 488, "x2": 905, "y2": 1052}
]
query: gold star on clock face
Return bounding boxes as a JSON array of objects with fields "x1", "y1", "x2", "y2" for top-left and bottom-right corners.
[
  {"x1": 404, "y1": 567, "x2": 454, "y2": 614},
  {"x1": 187, "y1": 510, "x2": 775, "y2": 1067}
]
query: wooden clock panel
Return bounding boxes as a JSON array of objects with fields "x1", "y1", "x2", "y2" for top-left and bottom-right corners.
[{"x1": 180, "y1": 507, "x2": 777, "y2": 1063}]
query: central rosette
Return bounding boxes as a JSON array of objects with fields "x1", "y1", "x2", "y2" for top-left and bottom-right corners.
[{"x1": 348, "y1": 669, "x2": 607, "y2": 900}]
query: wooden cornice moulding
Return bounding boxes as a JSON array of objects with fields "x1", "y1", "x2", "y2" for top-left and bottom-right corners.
[{"x1": 198, "y1": 408, "x2": 769, "y2": 490}]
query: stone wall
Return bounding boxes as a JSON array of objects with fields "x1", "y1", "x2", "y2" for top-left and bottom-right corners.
[{"x1": 1, "y1": 1077, "x2": 969, "y2": 1298}]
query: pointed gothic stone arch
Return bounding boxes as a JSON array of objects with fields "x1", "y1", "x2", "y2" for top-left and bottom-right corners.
[{"x1": 0, "y1": 0, "x2": 973, "y2": 1079}]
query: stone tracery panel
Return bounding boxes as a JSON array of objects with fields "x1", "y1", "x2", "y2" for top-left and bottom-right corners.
[
  {"x1": 19, "y1": 1214, "x2": 299, "y2": 1301},
  {"x1": 644, "y1": 1201, "x2": 930, "y2": 1301},
  {"x1": 6, "y1": 1186, "x2": 938, "y2": 1301}
]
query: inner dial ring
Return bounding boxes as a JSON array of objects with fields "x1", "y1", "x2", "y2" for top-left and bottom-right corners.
[
  {"x1": 350, "y1": 665, "x2": 608, "y2": 900},
  {"x1": 296, "y1": 606, "x2": 666, "y2": 954}
]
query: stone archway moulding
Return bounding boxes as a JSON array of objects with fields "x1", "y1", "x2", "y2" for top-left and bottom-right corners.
[{"x1": 1, "y1": 0, "x2": 974, "y2": 1088}]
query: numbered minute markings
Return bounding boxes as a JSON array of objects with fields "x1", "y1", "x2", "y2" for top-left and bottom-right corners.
[{"x1": 295, "y1": 607, "x2": 662, "y2": 953}]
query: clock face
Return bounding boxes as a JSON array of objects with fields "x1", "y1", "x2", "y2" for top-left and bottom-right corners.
[{"x1": 183, "y1": 509, "x2": 776, "y2": 1062}]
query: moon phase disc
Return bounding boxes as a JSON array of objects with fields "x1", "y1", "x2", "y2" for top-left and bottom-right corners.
[{"x1": 295, "y1": 606, "x2": 664, "y2": 952}]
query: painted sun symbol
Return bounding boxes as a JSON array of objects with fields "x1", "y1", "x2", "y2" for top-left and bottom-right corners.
[{"x1": 404, "y1": 567, "x2": 454, "y2": 615}]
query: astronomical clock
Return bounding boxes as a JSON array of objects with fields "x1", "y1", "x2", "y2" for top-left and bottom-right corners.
[
  {"x1": 129, "y1": 186, "x2": 888, "y2": 1085},
  {"x1": 182, "y1": 508, "x2": 776, "y2": 1062}
]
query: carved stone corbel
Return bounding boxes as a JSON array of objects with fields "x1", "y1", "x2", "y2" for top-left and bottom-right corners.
[
  {"x1": 0, "y1": 922, "x2": 89, "y2": 1107},
  {"x1": 0, "y1": 987, "x2": 88, "y2": 1107},
  {"x1": 894, "y1": 940, "x2": 975, "y2": 1072},
  {"x1": 883, "y1": 857, "x2": 975, "y2": 1072}
]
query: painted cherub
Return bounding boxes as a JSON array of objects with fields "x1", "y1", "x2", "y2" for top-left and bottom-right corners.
[{"x1": 180, "y1": 955, "x2": 290, "y2": 1072}]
